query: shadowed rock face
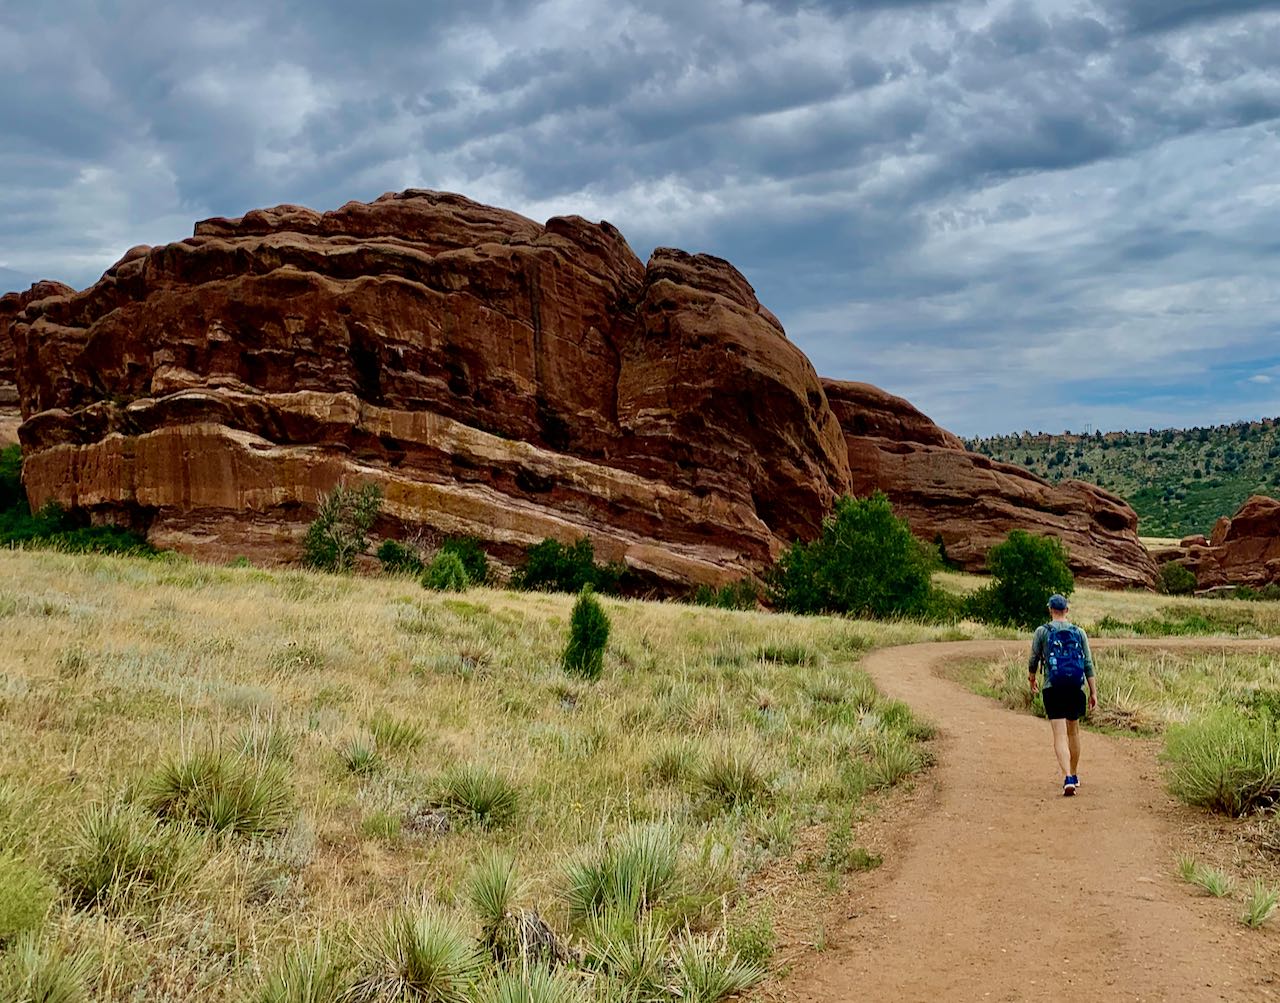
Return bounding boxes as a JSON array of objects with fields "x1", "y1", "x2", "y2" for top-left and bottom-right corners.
[
  {"x1": 6, "y1": 189, "x2": 1154, "y2": 590},
  {"x1": 9, "y1": 191, "x2": 849, "y2": 587},
  {"x1": 822, "y1": 380, "x2": 1157, "y2": 589},
  {"x1": 2, "y1": 280, "x2": 74, "y2": 446}
]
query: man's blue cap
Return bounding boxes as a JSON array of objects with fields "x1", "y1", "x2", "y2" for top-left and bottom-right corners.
[{"x1": 1047, "y1": 594, "x2": 1069, "y2": 610}]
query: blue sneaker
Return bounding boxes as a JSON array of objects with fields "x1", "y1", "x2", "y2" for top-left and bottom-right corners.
[{"x1": 1063, "y1": 775, "x2": 1079, "y2": 796}]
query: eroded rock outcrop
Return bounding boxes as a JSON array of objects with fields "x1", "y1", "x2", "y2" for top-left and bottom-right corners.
[
  {"x1": 823, "y1": 380, "x2": 1157, "y2": 589},
  {"x1": 10, "y1": 191, "x2": 848, "y2": 586},
  {"x1": 2, "y1": 281, "x2": 73, "y2": 445},
  {"x1": 1167, "y1": 496, "x2": 1280, "y2": 588},
  {"x1": 8, "y1": 189, "x2": 1154, "y2": 590}
]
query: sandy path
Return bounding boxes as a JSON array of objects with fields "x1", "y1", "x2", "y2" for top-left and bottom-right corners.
[{"x1": 785, "y1": 638, "x2": 1280, "y2": 1003}]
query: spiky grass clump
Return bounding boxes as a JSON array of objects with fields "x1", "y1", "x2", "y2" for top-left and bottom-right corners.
[
  {"x1": 59, "y1": 801, "x2": 203, "y2": 913},
  {"x1": 435, "y1": 766, "x2": 520, "y2": 830},
  {"x1": 348, "y1": 907, "x2": 484, "y2": 1003},
  {"x1": 1178, "y1": 860, "x2": 1235, "y2": 898},
  {"x1": 0, "y1": 853, "x2": 56, "y2": 946},
  {"x1": 238, "y1": 716, "x2": 296, "y2": 763},
  {"x1": 340, "y1": 737, "x2": 385, "y2": 777},
  {"x1": 0, "y1": 933, "x2": 94, "y2": 1003},
  {"x1": 562, "y1": 587, "x2": 610, "y2": 681},
  {"x1": 697, "y1": 751, "x2": 771, "y2": 810},
  {"x1": 671, "y1": 933, "x2": 766, "y2": 1003},
  {"x1": 1242, "y1": 879, "x2": 1279, "y2": 928},
  {"x1": 867, "y1": 733, "x2": 928, "y2": 790},
  {"x1": 367, "y1": 713, "x2": 426, "y2": 755},
  {"x1": 475, "y1": 965, "x2": 588, "y2": 1003},
  {"x1": 644, "y1": 741, "x2": 702, "y2": 785},
  {"x1": 466, "y1": 851, "x2": 523, "y2": 951},
  {"x1": 581, "y1": 909, "x2": 669, "y2": 1000},
  {"x1": 1165, "y1": 711, "x2": 1280, "y2": 816},
  {"x1": 563, "y1": 823, "x2": 678, "y2": 923},
  {"x1": 144, "y1": 747, "x2": 294, "y2": 837},
  {"x1": 253, "y1": 938, "x2": 349, "y2": 1003}
]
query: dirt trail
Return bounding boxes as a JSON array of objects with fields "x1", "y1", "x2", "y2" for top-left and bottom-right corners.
[{"x1": 785, "y1": 638, "x2": 1280, "y2": 1003}]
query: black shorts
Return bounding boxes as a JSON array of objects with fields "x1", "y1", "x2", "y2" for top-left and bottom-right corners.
[{"x1": 1042, "y1": 685, "x2": 1086, "y2": 721}]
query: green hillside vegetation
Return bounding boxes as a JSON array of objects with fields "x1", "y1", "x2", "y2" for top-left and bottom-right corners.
[{"x1": 968, "y1": 417, "x2": 1280, "y2": 538}]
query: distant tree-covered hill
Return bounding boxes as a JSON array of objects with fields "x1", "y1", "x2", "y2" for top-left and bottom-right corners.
[{"x1": 967, "y1": 418, "x2": 1280, "y2": 538}]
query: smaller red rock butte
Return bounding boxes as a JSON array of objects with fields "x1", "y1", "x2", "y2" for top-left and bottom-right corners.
[
  {"x1": 1153, "y1": 495, "x2": 1280, "y2": 589},
  {"x1": 4, "y1": 190, "x2": 1155, "y2": 591}
]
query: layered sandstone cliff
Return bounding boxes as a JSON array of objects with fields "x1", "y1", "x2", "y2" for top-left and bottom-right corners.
[
  {"x1": 1, "y1": 281, "x2": 72, "y2": 446},
  {"x1": 6, "y1": 190, "x2": 1154, "y2": 590},
  {"x1": 823, "y1": 380, "x2": 1156, "y2": 589},
  {"x1": 1161, "y1": 496, "x2": 1280, "y2": 588}
]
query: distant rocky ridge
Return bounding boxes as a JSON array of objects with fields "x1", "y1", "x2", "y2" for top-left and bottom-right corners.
[{"x1": 5, "y1": 190, "x2": 1155, "y2": 590}]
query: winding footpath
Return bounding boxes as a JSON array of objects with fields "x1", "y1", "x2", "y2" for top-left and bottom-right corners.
[{"x1": 785, "y1": 638, "x2": 1280, "y2": 1003}]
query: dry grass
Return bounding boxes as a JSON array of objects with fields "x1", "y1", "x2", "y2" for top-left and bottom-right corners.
[{"x1": 0, "y1": 549, "x2": 988, "y2": 1001}]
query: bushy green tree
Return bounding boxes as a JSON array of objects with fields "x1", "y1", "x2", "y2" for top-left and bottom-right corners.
[
  {"x1": 376, "y1": 539, "x2": 425, "y2": 576},
  {"x1": 513, "y1": 537, "x2": 623, "y2": 594},
  {"x1": 563, "y1": 586, "x2": 610, "y2": 680},
  {"x1": 690, "y1": 579, "x2": 761, "y2": 610},
  {"x1": 438, "y1": 537, "x2": 489, "y2": 586},
  {"x1": 422, "y1": 550, "x2": 470, "y2": 592},
  {"x1": 1156, "y1": 561, "x2": 1197, "y2": 596},
  {"x1": 966, "y1": 530, "x2": 1074, "y2": 628},
  {"x1": 302, "y1": 483, "x2": 383, "y2": 573},
  {"x1": 767, "y1": 493, "x2": 938, "y2": 619}
]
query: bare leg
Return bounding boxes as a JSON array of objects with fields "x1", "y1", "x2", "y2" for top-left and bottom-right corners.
[
  {"x1": 1067, "y1": 720, "x2": 1081, "y2": 776},
  {"x1": 1049, "y1": 719, "x2": 1071, "y2": 776}
]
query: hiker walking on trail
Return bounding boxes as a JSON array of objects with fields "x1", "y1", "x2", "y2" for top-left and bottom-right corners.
[{"x1": 1028, "y1": 594, "x2": 1097, "y2": 796}]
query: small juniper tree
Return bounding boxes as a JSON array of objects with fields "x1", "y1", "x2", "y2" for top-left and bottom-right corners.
[
  {"x1": 422, "y1": 550, "x2": 470, "y2": 592},
  {"x1": 302, "y1": 482, "x2": 383, "y2": 573},
  {"x1": 966, "y1": 530, "x2": 1074, "y2": 628},
  {"x1": 562, "y1": 586, "x2": 610, "y2": 680}
]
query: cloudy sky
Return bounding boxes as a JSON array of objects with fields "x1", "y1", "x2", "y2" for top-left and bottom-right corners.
[{"x1": 2, "y1": 0, "x2": 1278, "y2": 435}]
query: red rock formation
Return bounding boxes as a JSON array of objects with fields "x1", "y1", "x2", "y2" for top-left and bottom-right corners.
[
  {"x1": 2, "y1": 281, "x2": 74, "y2": 446},
  {"x1": 823, "y1": 380, "x2": 1156, "y2": 589},
  {"x1": 8, "y1": 189, "x2": 1153, "y2": 590},
  {"x1": 10, "y1": 191, "x2": 848, "y2": 587},
  {"x1": 1174, "y1": 496, "x2": 1280, "y2": 588}
]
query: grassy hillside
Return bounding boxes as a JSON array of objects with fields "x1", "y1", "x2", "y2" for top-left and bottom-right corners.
[
  {"x1": 0, "y1": 549, "x2": 985, "y2": 1003},
  {"x1": 967, "y1": 418, "x2": 1280, "y2": 538}
]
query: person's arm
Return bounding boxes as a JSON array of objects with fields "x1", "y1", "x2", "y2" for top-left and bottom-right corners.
[
  {"x1": 1081, "y1": 629, "x2": 1097, "y2": 709},
  {"x1": 1028, "y1": 626, "x2": 1044, "y2": 693}
]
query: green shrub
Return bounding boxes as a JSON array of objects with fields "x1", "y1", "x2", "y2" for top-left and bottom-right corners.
[
  {"x1": 0, "y1": 933, "x2": 93, "y2": 1003},
  {"x1": 438, "y1": 537, "x2": 489, "y2": 586},
  {"x1": 1164, "y1": 711, "x2": 1279, "y2": 816},
  {"x1": 1156, "y1": 561, "x2": 1197, "y2": 596},
  {"x1": 253, "y1": 938, "x2": 349, "y2": 1003},
  {"x1": 767, "y1": 493, "x2": 937, "y2": 618},
  {"x1": 512, "y1": 538, "x2": 623, "y2": 594},
  {"x1": 59, "y1": 802, "x2": 203, "y2": 912},
  {"x1": 348, "y1": 908, "x2": 483, "y2": 1003},
  {"x1": 689, "y1": 580, "x2": 760, "y2": 610},
  {"x1": 376, "y1": 539, "x2": 425, "y2": 577},
  {"x1": 144, "y1": 748, "x2": 294, "y2": 837},
  {"x1": 562, "y1": 587, "x2": 610, "y2": 680},
  {"x1": 0, "y1": 854, "x2": 55, "y2": 946},
  {"x1": 0, "y1": 445, "x2": 22, "y2": 511},
  {"x1": 301, "y1": 482, "x2": 383, "y2": 573},
  {"x1": 422, "y1": 551, "x2": 470, "y2": 592},
  {"x1": 434, "y1": 765, "x2": 521, "y2": 829},
  {"x1": 965, "y1": 530, "x2": 1074, "y2": 629}
]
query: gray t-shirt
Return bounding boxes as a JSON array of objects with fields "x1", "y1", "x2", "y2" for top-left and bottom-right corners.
[{"x1": 1028, "y1": 621, "x2": 1094, "y2": 689}]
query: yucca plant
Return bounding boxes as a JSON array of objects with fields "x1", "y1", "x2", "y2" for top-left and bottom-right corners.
[
  {"x1": 347, "y1": 907, "x2": 484, "y2": 1003},
  {"x1": 867, "y1": 733, "x2": 927, "y2": 790},
  {"x1": 581, "y1": 908, "x2": 669, "y2": 1000},
  {"x1": 1164, "y1": 711, "x2": 1280, "y2": 816},
  {"x1": 144, "y1": 747, "x2": 294, "y2": 837},
  {"x1": 253, "y1": 937, "x2": 349, "y2": 1003},
  {"x1": 466, "y1": 851, "x2": 523, "y2": 955},
  {"x1": 696, "y1": 751, "x2": 771, "y2": 810},
  {"x1": 435, "y1": 766, "x2": 520, "y2": 830},
  {"x1": 59, "y1": 801, "x2": 203, "y2": 913},
  {"x1": 644, "y1": 741, "x2": 702, "y2": 785},
  {"x1": 1242, "y1": 879, "x2": 1279, "y2": 928},
  {"x1": 0, "y1": 933, "x2": 94, "y2": 1003},
  {"x1": 563, "y1": 824, "x2": 678, "y2": 924},
  {"x1": 367, "y1": 714, "x2": 426, "y2": 755},
  {"x1": 0, "y1": 853, "x2": 56, "y2": 946},
  {"x1": 340, "y1": 737, "x2": 385, "y2": 777},
  {"x1": 671, "y1": 933, "x2": 765, "y2": 1003},
  {"x1": 474, "y1": 964, "x2": 588, "y2": 1003},
  {"x1": 238, "y1": 716, "x2": 296, "y2": 763},
  {"x1": 1187, "y1": 864, "x2": 1235, "y2": 898}
]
